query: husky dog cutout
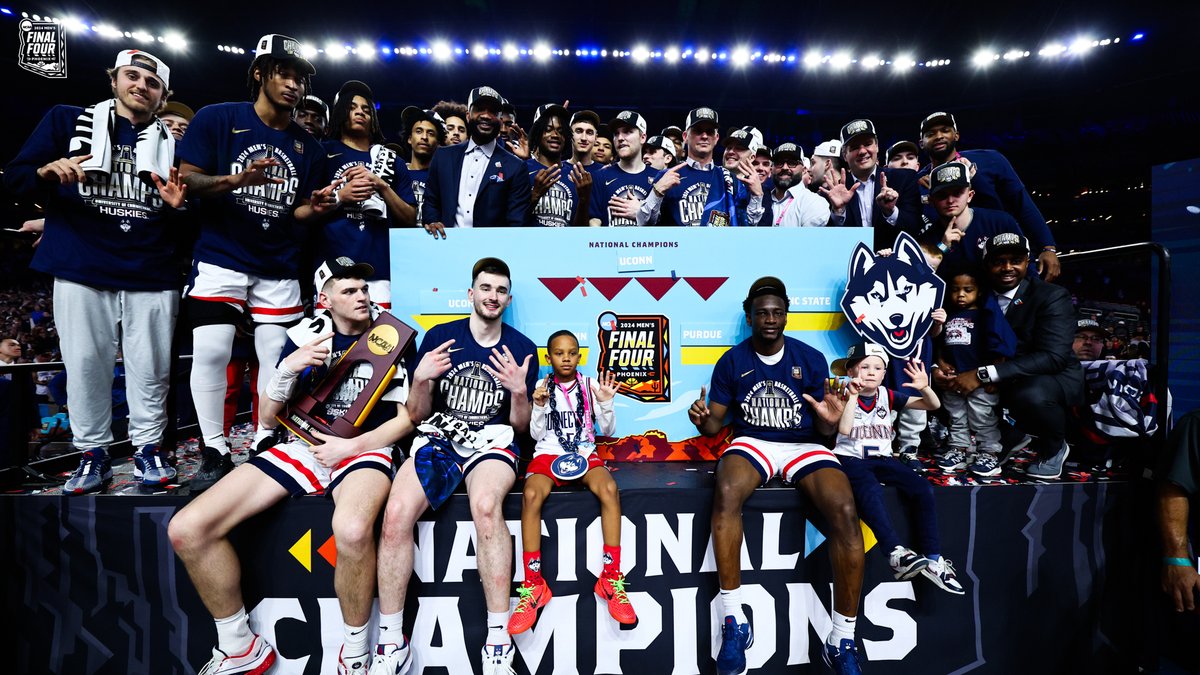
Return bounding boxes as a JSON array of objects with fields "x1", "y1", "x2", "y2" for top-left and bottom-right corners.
[{"x1": 839, "y1": 232, "x2": 946, "y2": 359}]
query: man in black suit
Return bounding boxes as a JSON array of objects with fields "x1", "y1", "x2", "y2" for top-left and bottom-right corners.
[
  {"x1": 421, "y1": 86, "x2": 532, "y2": 237},
  {"x1": 820, "y1": 118, "x2": 923, "y2": 251},
  {"x1": 945, "y1": 233, "x2": 1082, "y2": 479}
]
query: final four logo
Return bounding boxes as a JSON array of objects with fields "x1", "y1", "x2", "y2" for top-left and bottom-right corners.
[
  {"x1": 597, "y1": 312, "x2": 671, "y2": 402},
  {"x1": 839, "y1": 232, "x2": 945, "y2": 359},
  {"x1": 18, "y1": 19, "x2": 66, "y2": 79}
]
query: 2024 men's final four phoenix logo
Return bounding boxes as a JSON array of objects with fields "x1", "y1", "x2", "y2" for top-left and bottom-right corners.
[{"x1": 597, "y1": 312, "x2": 671, "y2": 402}]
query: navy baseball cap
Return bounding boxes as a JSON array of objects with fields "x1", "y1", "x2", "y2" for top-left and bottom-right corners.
[
  {"x1": 253, "y1": 34, "x2": 315, "y2": 75},
  {"x1": 569, "y1": 110, "x2": 601, "y2": 129},
  {"x1": 983, "y1": 232, "x2": 1030, "y2": 260},
  {"x1": 297, "y1": 95, "x2": 329, "y2": 120},
  {"x1": 685, "y1": 107, "x2": 719, "y2": 131},
  {"x1": 334, "y1": 80, "x2": 374, "y2": 107},
  {"x1": 467, "y1": 86, "x2": 504, "y2": 109},
  {"x1": 532, "y1": 103, "x2": 569, "y2": 125},
  {"x1": 725, "y1": 129, "x2": 754, "y2": 149},
  {"x1": 314, "y1": 256, "x2": 374, "y2": 291},
  {"x1": 920, "y1": 111, "x2": 957, "y2": 135},
  {"x1": 773, "y1": 143, "x2": 803, "y2": 163},
  {"x1": 886, "y1": 140, "x2": 920, "y2": 163},
  {"x1": 839, "y1": 119, "x2": 877, "y2": 145},
  {"x1": 608, "y1": 110, "x2": 647, "y2": 135},
  {"x1": 645, "y1": 135, "x2": 677, "y2": 156},
  {"x1": 929, "y1": 161, "x2": 971, "y2": 195},
  {"x1": 1076, "y1": 318, "x2": 1110, "y2": 336}
]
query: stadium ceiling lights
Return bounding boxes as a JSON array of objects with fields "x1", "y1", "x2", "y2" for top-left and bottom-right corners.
[{"x1": 0, "y1": 9, "x2": 1144, "y2": 72}]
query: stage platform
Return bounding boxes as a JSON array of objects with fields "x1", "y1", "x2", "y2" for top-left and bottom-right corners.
[{"x1": 1, "y1": 438, "x2": 1147, "y2": 675}]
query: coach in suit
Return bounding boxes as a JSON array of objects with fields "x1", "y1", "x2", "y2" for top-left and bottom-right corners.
[
  {"x1": 820, "y1": 119, "x2": 923, "y2": 251},
  {"x1": 421, "y1": 86, "x2": 531, "y2": 236},
  {"x1": 945, "y1": 233, "x2": 1083, "y2": 479}
]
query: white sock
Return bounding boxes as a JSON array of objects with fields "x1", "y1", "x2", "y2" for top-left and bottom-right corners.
[
  {"x1": 191, "y1": 324, "x2": 235, "y2": 453},
  {"x1": 828, "y1": 610, "x2": 856, "y2": 644},
  {"x1": 378, "y1": 610, "x2": 404, "y2": 644},
  {"x1": 342, "y1": 621, "x2": 369, "y2": 662},
  {"x1": 253, "y1": 425, "x2": 275, "y2": 449},
  {"x1": 719, "y1": 587, "x2": 748, "y2": 624},
  {"x1": 213, "y1": 606, "x2": 252, "y2": 654},
  {"x1": 486, "y1": 610, "x2": 509, "y2": 645}
]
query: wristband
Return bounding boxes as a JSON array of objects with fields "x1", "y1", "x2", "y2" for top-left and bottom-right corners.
[
  {"x1": 936, "y1": 241, "x2": 951, "y2": 254},
  {"x1": 653, "y1": 186, "x2": 666, "y2": 198},
  {"x1": 1042, "y1": 246, "x2": 1057, "y2": 253},
  {"x1": 1164, "y1": 557, "x2": 1195, "y2": 567}
]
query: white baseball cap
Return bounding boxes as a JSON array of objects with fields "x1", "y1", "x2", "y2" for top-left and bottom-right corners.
[
  {"x1": 113, "y1": 49, "x2": 170, "y2": 89},
  {"x1": 812, "y1": 139, "x2": 843, "y2": 159}
]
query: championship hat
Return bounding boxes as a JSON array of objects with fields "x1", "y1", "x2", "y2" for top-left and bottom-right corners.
[
  {"x1": 297, "y1": 95, "x2": 329, "y2": 121},
  {"x1": 772, "y1": 143, "x2": 804, "y2": 163},
  {"x1": 886, "y1": 140, "x2": 920, "y2": 163},
  {"x1": 920, "y1": 111, "x2": 957, "y2": 135},
  {"x1": 1076, "y1": 318, "x2": 1110, "y2": 336},
  {"x1": 467, "y1": 86, "x2": 504, "y2": 109},
  {"x1": 401, "y1": 106, "x2": 446, "y2": 140},
  {"x1": 314, "y1": 256, "x2": 375, "y2": 292},
  {"x1": 532, "y1": 102, "x2": 569, "y2": 126},
  {"x1": 569, "y1": 110, "x2": 601, "y2": 129},
  {"x1": 982, "y1": 232, "x2": 1031, "y2": 260},
  {"x1": 253, "y1": 34, "x2": 315, "y2": 75},
  {"x1": 724, "y1": 129, "x2": 755, "y2": 149},
  {"x1": 685, "y1": 107, "x2": 719, "y2": 131},
  {"x1": 839, "y1": 119, "x2": 877, "y2": 145},
  {"x1": 645, "y1": 135, "x2": 677, "y2": 157},
  {"x1": 608, "y1": 110, "x2": 647, "y2": 135},
  {"x1": 334, "y1": 80, "x2": 374, "y2": 107},
  {"x1": 113, "y1": 49, "x2": 170, "y2": 89},
  {"x1": 929, "y1": 161, "x2": 972, "y2": 195}
]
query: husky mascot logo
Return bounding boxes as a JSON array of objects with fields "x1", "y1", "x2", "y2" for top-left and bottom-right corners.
[{"x1": 839, "y1": 232, "x2": 945, "y2": 359}]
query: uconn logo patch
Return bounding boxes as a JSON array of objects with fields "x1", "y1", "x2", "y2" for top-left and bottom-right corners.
[{"x1": 839, "y1": 232, "x2": 945, "y2": 359}]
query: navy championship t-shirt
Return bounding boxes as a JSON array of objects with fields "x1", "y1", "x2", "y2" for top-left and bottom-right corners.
[
  {"x1": 415, "y1": 318, "x2": 539, "y2": 429},
  {"x1": 708, "y1": 337, "x2": 829, "y2": 443},
  {"x1": 526, "y1": 158, "x2": 579, "y2": 227},
  {"x1": 178, "y1": 102, "x2": 326, "y2": 279},
  {"x1": 655, "y1": 163, "x2": 742, "y2": 227},
  {"x1": 317, "y1": 140, "x2": 416, "y2": 281},
  {"x1": 589, "y1": 164, "x2": 654, "y2": 226}
]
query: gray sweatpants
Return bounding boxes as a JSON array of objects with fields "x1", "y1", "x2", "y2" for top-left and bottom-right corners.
[
  {"x1": 54, "y1": 279, "x2": 178, "y2": 449},
  {"x1": 942, "y1": 387, "x2": 1001, "y2": 453},
  {"x1": 895, "y1": 407, "x2": 926, "y2": 450}
]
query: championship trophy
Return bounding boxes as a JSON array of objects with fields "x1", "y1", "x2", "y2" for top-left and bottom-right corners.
[{"x1": 279, "y1": 312, "x2": 416, "y2": 445}]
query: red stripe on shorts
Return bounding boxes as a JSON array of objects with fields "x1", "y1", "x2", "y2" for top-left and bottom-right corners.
[
  {"x1": 728, "y1": 441, "x2": 775, "y2": 476},
  {"x1": 250, "y1": 305, "x2": 304, "y2": 315},
  {"x1": 782, "y1": 449, "x2": 837, "y2": 477},
  {"x1": 267, "y1": 448, "x2": 323, "y2": 493}
]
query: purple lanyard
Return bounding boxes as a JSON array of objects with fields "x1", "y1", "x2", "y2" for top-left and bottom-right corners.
[{"x1": 556, "y1": 374, "x2": 595, "y2": 446}]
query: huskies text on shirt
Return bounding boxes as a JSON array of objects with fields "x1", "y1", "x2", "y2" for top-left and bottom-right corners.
[
  {"x1": 318, "y1": 140, "x2": 416, "y2": 281},
  {"x1": 5, "y1": 105, "x2": 178, "y2": 290},
  {"x1": 415, "y1": 318, "x2": 539, "y2": 429},
  {"x1": 178, "y1": 102, "x2": 326, "y2": 279},
  {"x1": 526, "y1": 158, "x2": 578, "y2": 227},
  {"x1": 708, "y1": 337, "x2": 828, "y2": 443},
  {"x1": 590, "y1": 164, "x2": 654, "y2": 226},
  {"x1": 833, "y1": 388, "x2": 911, "y2": 459}
]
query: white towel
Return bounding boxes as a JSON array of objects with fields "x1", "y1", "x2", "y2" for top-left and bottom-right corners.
[
  {"x1": 69, "y1": 99, "x2": 175, "y2": 186},
  {"x1": 360, "y1": 144, "x2": 397, "y2": 218}
]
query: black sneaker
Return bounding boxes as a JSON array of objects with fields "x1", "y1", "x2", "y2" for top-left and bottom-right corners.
[{"x1": 190, "y1": 446, "x2": 234, "y2": 493}]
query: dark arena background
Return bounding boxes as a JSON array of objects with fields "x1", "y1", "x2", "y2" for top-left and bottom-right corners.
[{"x1": 2, "y1": 2, "x2": 1200, "y2": 674}]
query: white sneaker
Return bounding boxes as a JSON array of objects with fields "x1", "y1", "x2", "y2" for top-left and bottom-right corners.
[
  {"x1": 369, "y1": 639, "x2": 413, "y2": 675},
  {"x1": 887, "y1": 545, "x2": 931, "y2": 580},
  {"x1": 338, "y1": 646, "x2": 370, "y2": 675},
  {"x1": 481, "y1": 643, "x2": 516, "y2": 675},
  {"x1": 922, "y1": 557, "x2": 966, "y2": 595},
  {"x1": 197, "y1": 634, "x2": 276, "y2": 675}
]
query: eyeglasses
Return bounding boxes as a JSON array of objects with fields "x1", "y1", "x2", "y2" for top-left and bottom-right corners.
[{"x1": 1074, "y1": 335, "x2": 1106, "y2": 344}]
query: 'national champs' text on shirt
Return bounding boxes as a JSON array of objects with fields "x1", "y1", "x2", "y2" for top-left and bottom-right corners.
[{"x1": 708, "y1": 337, "x2": 829, "y2": 443}]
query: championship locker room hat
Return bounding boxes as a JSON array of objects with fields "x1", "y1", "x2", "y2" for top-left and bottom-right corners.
[
  {"x1": 928, "y1": 161, "x2": 972, "y2": 195},
  {"x1": 334, "y1": 80, "x2": 374, "y2": 107},
  {"x1": 472, "y1": 257, "x2": 512, "y2": 283},
  {"x1": 739, "y1": 126, "x2": 765, "y2": 151},
  {"x1": 401, "y1": 106, "x2": 446, "y2": 140},
  {"x1": 772, "y1": 143, "x2": 803, "y2": 163},
  {"x1": 724, "y1": 129, "x2": 755, "y2": 149},
  {"x1": 920, "y1": 111, "x2": 957, "y2": 135},
  {"x1": 886, "y1": 140, "x2": 920, "y2": 163},
  {"x1": 253, "y1": 34, "x2": 315, "y2": 75},
  {"x1": 314, "y1": 256, "x2": 375, "y2": 291},
  {"x1": 645, "y1": 135, "x2": 677, "y2": 157},
  {"x1": 982, "y1": 232, "x2": 1031, "y2": 260},
  {"x1": 685, "y1": 107, "x2": 719, "y2": 131},
  {"x1": 569, "y1": 110, "x2": 602, "y2": 129},
  {"x1": 1076, "y1": 318, "x2": 1111, "y2": 336},
  {"x1": 532, "y1": 102, "x2": 569, "y2": 125},
  {"x1": 113, "y1": 49, "x2": 170, "y2": 89},
  {"x1": 831, "y1": 341, "x2": 890, "y2": 376},
  {"x1": 608, "y1": 110, "x2": 647, "y2": 135},
  {"x1": 839, "y1": 118, "x2": 877, "y2": 145},
  {"x1": 467, "y1": 85, "x2": 504, "y2": 109},
  {"x1": 813, "y1": 139, "x2": 842, "y2": 158},
  {"x1": 297, "y1": 95, "x2": 329, "y2": 121},
  {"x1": 743, "y1": 276, "x2": 789, "y2": 313},
  {"x1": 661, "y1": 125, "x2": 683, "y2": 136}
]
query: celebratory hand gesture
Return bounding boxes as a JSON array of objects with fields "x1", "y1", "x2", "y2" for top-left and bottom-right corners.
[
  {"x1": 901, "y1": 358, "x2": 930, "y2": 391},
  {"x1": 309, "y1": 180, "x2": 340, "y2": 215},
  {"x1": 736, "y1": 156, "x2": 763, "y2": 197},
  {"x1": 151, "y1": 166, "x2": 188, "y2": 208},
  {"x1": 653, "y1": 162, "x2": 686, "y2": 195},
  {"x1": 282, "y1": 332, "x2": 334, "y2": 373},
  {"x1": 232, "y1": 157, "x2": 283, "y2": 188},
  {"x1": 414, "y1": 338, "x2": 455, "y2": 383},
  {"x1": 37, "y1": 154, "x2": 92, "y2": 185},
  {"x1": 484, "y1": 345, "x2": 532, "y2": 395},
  {"x1": 875, "y1": 172, "x2": 899, "y2": 216},
  {"x1": 688, "y1": 385, "x2": 710, "y2": 427},
  {"x1": 802, "y1": 377, "x2": 848, "y2": 427},
  {"x1": 819, "y1": 168, "x2": 860, "y2": 214},
  {"x1": 532, "y1": 375, "x2": 551, "y2": 407},
  {"x1": 571, "y1": 161, "x2": 592, "y2": 196},
  {"x1": 506, "y1": 123, "x2": 530, "y2": 160},
  {"x1": 532, "y1": 164, "x2": 561, "y2": 201},
  {"x1": 592, "y1": 370, "x2": 620, "y2": 402}
]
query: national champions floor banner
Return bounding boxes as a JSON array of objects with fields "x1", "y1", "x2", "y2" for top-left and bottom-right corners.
[{"x1": 390, "y1": 228, "x2": 866, "y2": 461}]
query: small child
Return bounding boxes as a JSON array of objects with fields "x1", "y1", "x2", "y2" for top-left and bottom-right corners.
[
  {"x1": 832, "y1": 341, "x2": 964, "y2": 595},
  {"x1": 933, "y1": 267, "x2": 1017, "y2": 477},
  {"x1": 509, "y1": 330, "x2": 637, "y2": 635}
]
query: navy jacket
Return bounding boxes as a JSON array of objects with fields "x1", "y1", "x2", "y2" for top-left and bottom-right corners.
[
  {"x1": 421, "y1": 141, "x2": 531, "y2": 227},
  {"x1": 828, "y1": 165, "x2": 923, "y2": 251},
  {"x1": 994, "y1": 276, "x2": 1083, "y2": 402}
]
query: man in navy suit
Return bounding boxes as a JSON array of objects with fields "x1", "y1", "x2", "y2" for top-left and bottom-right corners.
[
  {"x1": 421, "y1": 86, "x2": 532, "y2": 237},
  {"x1": 820, "y1": 118, "x2": 923, "y2": 251},
  {"x1": 945, "y1": 233, "x2": 1082, "y2": 479}
]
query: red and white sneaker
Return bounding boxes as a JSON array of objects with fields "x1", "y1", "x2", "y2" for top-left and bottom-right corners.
[
  {"x1": 338, "y1": 645, "x2": 370, "y2": 675},
  {"x1": 197, "y1": 634, "x2": 276, "y2": 675},
  {"x1": 507, "y1": 578, "x2": 553, "y2": 634},
  {"x1": 595, "y1": 573, "x2": 638, "y2": 625},
  {"x1": 369, "y1": 638, "x2": 413, "y2": 674}
]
